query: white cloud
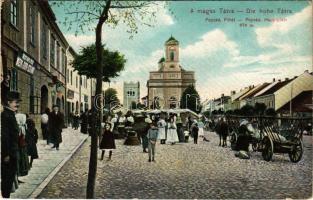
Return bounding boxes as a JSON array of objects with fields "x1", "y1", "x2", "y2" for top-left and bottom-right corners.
[
  {"x1": 255, "y1": 5, "x2": 312, "y2": 48},
  {"x1": 181, "y1": 29, "x2": 239, "y2": 58},
  {"x1": 65, "y1": 34, "x2": 95, "y2": 52}
]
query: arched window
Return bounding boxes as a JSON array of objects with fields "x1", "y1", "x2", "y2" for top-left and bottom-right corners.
[{"x1": 170, "y1": 51, "x2": 174, "y2": 61}]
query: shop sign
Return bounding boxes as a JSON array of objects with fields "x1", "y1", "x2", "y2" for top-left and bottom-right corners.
[
  {"x1": 68, "y1": 90, "x2": 74, "y2": 99},
  {"x1": 15, "y1": 52, "x2": 36, "y2": 74}
]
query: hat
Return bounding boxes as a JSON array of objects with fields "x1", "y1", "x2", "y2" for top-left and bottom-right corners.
[
  {"x1": 52, "y1": 104, "x2": 59, "y2": 108},
  {"x1": 7, "y1": 91, "x2": 22, "y2": 101}
]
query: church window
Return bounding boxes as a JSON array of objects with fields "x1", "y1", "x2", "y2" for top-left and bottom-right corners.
[
  {"x1": 170, "y1": 51, "x2": 175, "y2": 61},
  {"x1": 170, "y1": 65, "x2": 175, "y2": 68}
]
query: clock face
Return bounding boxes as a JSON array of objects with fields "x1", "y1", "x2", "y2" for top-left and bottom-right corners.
[{"x1": 169, "y1": 46, "x2": 175, "y2": 50}]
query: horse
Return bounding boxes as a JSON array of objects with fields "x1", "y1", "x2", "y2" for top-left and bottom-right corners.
[{"x1": 216, "y1": 119, "x2": 228, "y2": 147}]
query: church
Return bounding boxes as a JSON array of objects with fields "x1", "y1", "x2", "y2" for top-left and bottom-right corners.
[{"x1": 147, "y1": 36, "x2": 196, "y2": 109}]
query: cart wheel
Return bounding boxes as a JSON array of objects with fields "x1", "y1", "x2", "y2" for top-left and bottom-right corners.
[
  {"x1": 262, "y1": 137, "x2": 273, "y2": 161},
  {"x1": 289, "y1": 138, "x2": 303, "y2": 163},
  {"x1": 230, "y1": 132, "x2": 237, "y2": 150}
]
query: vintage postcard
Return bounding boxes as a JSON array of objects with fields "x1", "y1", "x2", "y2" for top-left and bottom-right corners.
[{"x1": 0, "y1": 0, "x2": 312, "y2": 199}]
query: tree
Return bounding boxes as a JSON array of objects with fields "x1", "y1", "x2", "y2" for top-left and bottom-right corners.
[
  {"x1": 265, "y1": 108, "x2": 277, "y2": 116},
  {"x1": 52, "y1": 1, "x2": 160, "y2": 198},
  {"x1": 202, "y1": 110, "x2": 211, "y2": 118},
  {"x1": 240, "y1": 105, "x2": 255, "y2": 116},
  {"x1": 233, "y1": 109, "x2": 241, "y2": 115},
  {"x1": 72, "y1": 44, "x2": 126, "y2": 82},
  {"x1": 254, "y1": 102, "x2": 266, "y2": 116},
  {"x1": 225, "y1": 110, "x2": 233, "y2": 116},
  {"x1": 104, "y1": 88, "x2": 120, "y2": 110},
  {"x1": 180, "y1": 85, "x2": 201, "y2": 113}
]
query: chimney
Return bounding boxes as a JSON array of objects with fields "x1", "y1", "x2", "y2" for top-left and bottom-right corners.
[
  {"x1": 294, "y1": 76, "x2": 298, "y2": 79},
  {"x1": 278, "y1": 79, "x2": 281, "y2": 82},
  {"x1": 231, "y1": 90, "x2": 236, "y2": 95},
  {"x1": 304, "y1": 70, "x2": 309, "y2": 73},
  {"x1": 273, "y1": 78, "x2": 276, "y2": 82},
  {"x1": 285, "y1": 78, "x2": 289, "y2": 81},
  {"x1": 221, "y1": 93, "x2": 224, "y2": 97}
]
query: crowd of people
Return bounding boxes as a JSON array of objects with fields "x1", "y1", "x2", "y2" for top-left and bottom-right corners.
[
  {"x1": 1, "y1": 90, "x2": 65, "y2": 198},
  {"x1": 94, "y1": 110, "x2": 206, "y2": 162}
]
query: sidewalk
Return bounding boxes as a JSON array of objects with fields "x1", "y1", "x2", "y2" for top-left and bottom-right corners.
[{"x1": 10, "y1": 127, "x2": 88, "y2": 199}]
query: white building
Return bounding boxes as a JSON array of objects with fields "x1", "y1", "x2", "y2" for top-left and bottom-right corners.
[
  {"x1": 66, "y1": 47, "x2": 92, "y2": 115},
  {"x1": 123, "y1": 81, "x2": 140, "y2": 110}
]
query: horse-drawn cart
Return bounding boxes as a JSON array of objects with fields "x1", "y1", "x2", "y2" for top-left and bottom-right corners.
[{"x1": 227, "y1": 115, "x2": 310, "y2": 163}]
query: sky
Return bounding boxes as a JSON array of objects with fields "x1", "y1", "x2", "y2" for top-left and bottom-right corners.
[{"x1": 50, "y1": 1, "x2": 312, "y2": 104}]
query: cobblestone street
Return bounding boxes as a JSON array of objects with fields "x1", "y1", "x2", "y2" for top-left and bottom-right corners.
[{"x1": 38, "y1": 131, "x2": 312, "y2": 199}]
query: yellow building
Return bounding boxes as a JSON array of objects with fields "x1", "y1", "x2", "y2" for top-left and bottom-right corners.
[{"x1": 147, "y1": 36, "x2": 195, "y2": 109}]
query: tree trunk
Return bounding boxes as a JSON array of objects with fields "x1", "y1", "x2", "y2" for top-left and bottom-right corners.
[{"x1": 86, "y1": 18, "x2": 105, "y2": 199}]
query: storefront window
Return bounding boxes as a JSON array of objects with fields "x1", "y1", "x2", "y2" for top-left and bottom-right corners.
[{"x1": 10, "y1": 0, "x2": 17, "y2": 27}]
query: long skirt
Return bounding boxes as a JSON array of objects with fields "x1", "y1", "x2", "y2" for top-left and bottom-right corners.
[
  {"x1": 142, "y1": 135, "x2": 149, "y2": 149},
  {"x1": 167, "y1": 128, "x2": 179, "y2": 143},
  {"x1": 198, "y1": 128, "x2": 204, "y2": 137},
  {"x1": 18, "y1": 147, "x2": 29, "y2": 177},
  {"x1": 158, "y1": 127, "x2": 166, "y2": 140}
]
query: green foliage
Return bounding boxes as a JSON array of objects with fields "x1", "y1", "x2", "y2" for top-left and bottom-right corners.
[
  {"x1": 265, "y1": 108, "x2": 277, "y2": 116},
  {"x1": 180, "y1": 85, "x2": 201, "y2": 113},
  {"x1": 72, "y1": 44, "x2": 126, "y2": 82},
  {"x1": 225, "y1": 110, "x2": 233, "y2": 116},
  {"x1": 254, "y1": 102, "x2": 267, "y2": 115},
  {"x1": 240, "y1": 104, "x2": 255, "y2": 116},
  {"x1": 104, "y1": 88, "x2": 120, "y2": 109},
  {"x1": 202, "y1": 110, "x2": 211, "y2": 118}
]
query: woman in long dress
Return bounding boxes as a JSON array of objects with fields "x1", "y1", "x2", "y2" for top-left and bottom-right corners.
[
  {"x1": 15, "y1": 113, "x2": 30, "y2": 182},
  {"x1": 197, "y1": 120, "x2": 205, "y2": 138},
  {"x1": 167, "y1": 117, "x2": 179, "y2": 145},
  {"x1": 157, "y1": 116, "x2": 167, "y2": 144}
]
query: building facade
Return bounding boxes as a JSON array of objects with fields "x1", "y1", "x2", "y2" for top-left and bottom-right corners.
[
  {"x1": 1, "y1": 0, "x2": 68, "y2": 130},
  {"x1": 123, "y1": 81, "x2": 140, "y2": 110},
  {"x1": 147, "y1": 36, "x2": 195, "y2": 109}
]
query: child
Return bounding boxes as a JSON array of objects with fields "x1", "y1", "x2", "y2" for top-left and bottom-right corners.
[
  {"x1": 99, "y1": 123, "x2": 116, "y2": 161},
  {"x1": 26, "y1": 118, "x2": 39, "y2": 168},
  {"x1": 147, "y1": 122, "x2": 159, "y2": 162}
]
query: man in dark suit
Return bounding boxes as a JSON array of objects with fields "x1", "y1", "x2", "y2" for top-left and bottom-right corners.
[
  {"x1": 1, "y1": 91, "x2": 21, "y2": 198},
  {"x1": 49, "y1": 104, "x2": 64, "y2": 150}
]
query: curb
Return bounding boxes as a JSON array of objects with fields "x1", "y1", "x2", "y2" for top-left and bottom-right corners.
[{"x1": 29, "y1": 135, "x2": 89, "y2": 198}]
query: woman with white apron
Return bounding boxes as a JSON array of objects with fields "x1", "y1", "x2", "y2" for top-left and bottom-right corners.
[
  {"x1": 167, "y1": 117, "x2": 179, "y2": 145},
  {"x1": 157, "y1": 117, "x2": 167, "y2": 144},
  {"x1": 198, "y1": 120, "x2": 205, "y2": 138}
]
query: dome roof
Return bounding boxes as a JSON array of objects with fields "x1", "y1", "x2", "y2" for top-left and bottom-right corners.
[{"x1": 166, "y1": 35, "x2": 179, "y2": 44}]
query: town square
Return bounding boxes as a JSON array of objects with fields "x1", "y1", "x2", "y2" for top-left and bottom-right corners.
[{"x1": 1, "y1": 0, "x2": 312, "y2": 199}]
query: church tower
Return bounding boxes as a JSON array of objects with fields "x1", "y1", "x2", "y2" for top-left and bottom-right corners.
[{"x1": 164, "y1": 35, "x2": 181, "y2": 71}]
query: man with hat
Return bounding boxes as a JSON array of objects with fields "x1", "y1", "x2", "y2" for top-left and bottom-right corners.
[
  {"x1": 1, "y1": 91, "x2": 21, "y2": 198},
  {"x1": 49, "y1": 104, "x2": 64, "y2": 150}
]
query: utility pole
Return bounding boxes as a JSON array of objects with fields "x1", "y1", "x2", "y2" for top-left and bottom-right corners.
[{"x1": 290, "y1": 82, "x2": 293, "y2": 117}]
